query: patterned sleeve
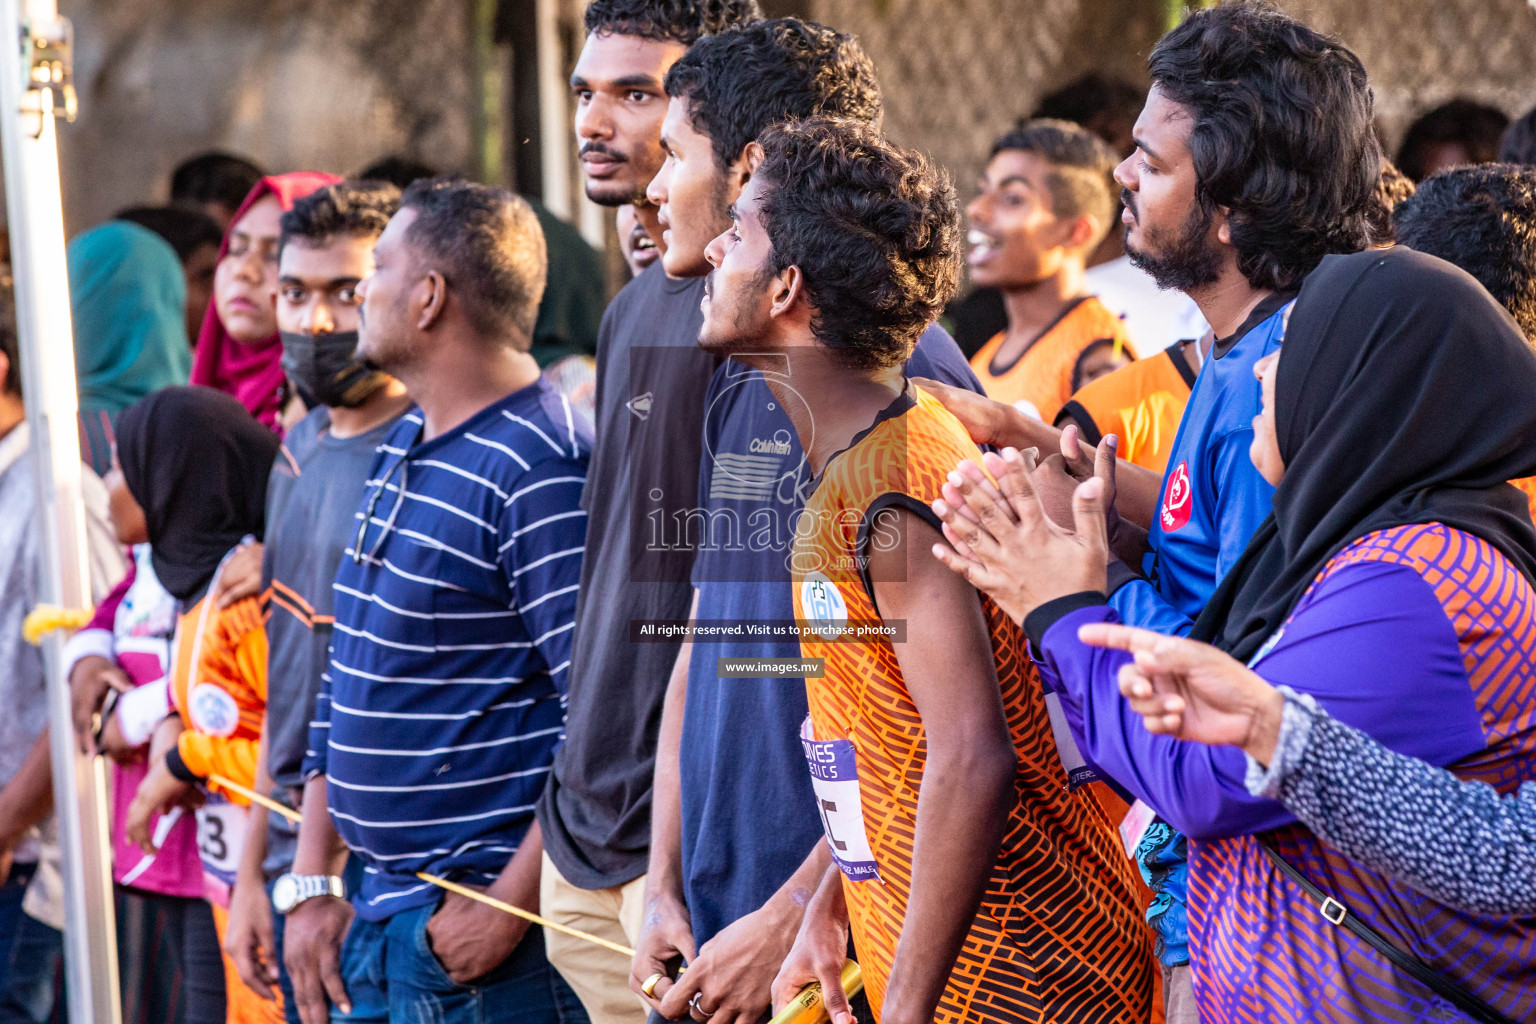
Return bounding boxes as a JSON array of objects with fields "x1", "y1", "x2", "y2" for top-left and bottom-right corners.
[{"x1": 1248, "y1": 689, "x2": 1536, "y2": 917}]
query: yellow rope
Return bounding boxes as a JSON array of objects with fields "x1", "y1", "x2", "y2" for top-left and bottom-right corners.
[
  {"x1": 209, "y1": 772, "x2": 868, "y2": 1019},
  {"x1": 207, "y1": 772, "x2": 637, "y2": 957},
  {"x1": 23, "y1": 604, "x2": 93, "y2": 645}
]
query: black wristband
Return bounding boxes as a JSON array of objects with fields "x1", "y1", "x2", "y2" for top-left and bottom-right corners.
[
  {"x1": 1106, "y1": 559, "x2": 1141, "y2": 595},
  {"x1": 1024, "y1": 591, "x2": 1108, "y2": 652},
  {"x1": 165, "y1": 745, "x2": 202, "y2": 785}
]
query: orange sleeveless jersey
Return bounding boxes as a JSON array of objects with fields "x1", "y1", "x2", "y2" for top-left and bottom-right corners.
[
  {"x1": 791, "y1": 386, "x2": 1152, "y2": 1024},
  {"x1": 168, "y1": 593, "x2": 268, "y2": 802},
  {"x1": 969, "y1": 295, "x2": 1133, "y2": 423},
  {"x1": 1058, "y1": 345, "x2": 1197, "y2": 475},
  {"x1": 1514, "y1": 476, "x2": 1536, "y2": 520}
]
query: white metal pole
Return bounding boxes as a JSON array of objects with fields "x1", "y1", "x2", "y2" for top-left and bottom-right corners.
[
  {"x1": 536, "y1": 0, "x2": 572, "y2": 221},
  {"x1": 0, "y1": 2, "x2": 122, "y2": 1022}
]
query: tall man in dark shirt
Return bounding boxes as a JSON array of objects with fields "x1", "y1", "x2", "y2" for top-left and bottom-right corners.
[{"x1": 534, "y1": 5, "x2": 760, "y2": 1023}]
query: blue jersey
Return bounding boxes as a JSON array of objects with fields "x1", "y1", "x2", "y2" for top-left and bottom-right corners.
[
  {"x1": 1113, "y1": 293, "x2": 1294, "y2": 634},
  {"x1": 1108, "y1": 291, "x2": 1294, "y2": 967},
  {"x1": 679, "y1": 325, "x2": 979, "y2": 946}
]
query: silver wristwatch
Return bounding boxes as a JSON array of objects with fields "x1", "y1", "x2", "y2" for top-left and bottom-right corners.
[{"x1": 271, "y1": 873, "x2": 345, "y2": 914}]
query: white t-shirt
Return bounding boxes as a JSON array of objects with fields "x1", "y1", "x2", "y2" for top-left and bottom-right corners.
[{"x1": 1085, "y1": 255, "x2": 1209, "y2": 356}]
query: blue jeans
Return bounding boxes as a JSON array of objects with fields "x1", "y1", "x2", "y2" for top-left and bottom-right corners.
[
  {"x1": 333, "y1": 902, "x2": 588, "y2": 1024},
  {"x1": 267, "y1": 879, "x2": 303, "y2": 1024},
  {"x1": 0, "y1": 863, "x2": 62, "y2": 1024},
  {"x1": 0, "y1": 863, "x2": 36, "y2": 996}
]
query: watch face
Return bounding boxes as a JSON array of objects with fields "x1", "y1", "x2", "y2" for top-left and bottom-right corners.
[{"x1": 272, "y1": 874, "x2": 299, "y2": 913}]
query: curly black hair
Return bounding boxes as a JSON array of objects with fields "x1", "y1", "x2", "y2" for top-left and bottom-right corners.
[
  {"x1": 1032, "y1": 73, "x2": 1144, "y2": 134},
  {"x1": 169, "y1": 151, "x2": 264, "y2": 211},
  {"x1": 990, "y1": 119, "x2": 1119, "y2": 246},
  {"x1": 664, "y1": 18, "x2": 881, "y2": 171},
  {"x1": 753, "y1": 117, "x2": 962, "y2": 370},
  {"x1": 400, "y1": 177, "x2": 547, "y2": 344},
  {"x1": 1364, "y1": 159, "x2": 1415, "y2": 247},
  {"x1": 280, "y1": 180, "x2": 402, "y2": 251},
  {"x1": 1148, "y1": 0, "x2": 1379, "y2": 292},
  {"x1": 1396, "y1": 99, "x2": 1509, "y2": 182},
  {"x1": 115, "y1": 204, "x2": 225, "y2": 263},
  {"x1": 1394, "y1": 164, "x2": 1536, "y2": 340},
  {"x1": 583, "y1": 0, "x2": 761, "y2": 46}
]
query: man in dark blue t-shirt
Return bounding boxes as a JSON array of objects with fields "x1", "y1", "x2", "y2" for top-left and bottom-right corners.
[{"x1": 626, "y1": 20, "x2": 981, "y2": 1024}]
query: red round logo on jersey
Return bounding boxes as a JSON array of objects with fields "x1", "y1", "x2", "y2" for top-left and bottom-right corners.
[{"x1": 1160, "y1": 461, "x2": 1192, "y2": 532}]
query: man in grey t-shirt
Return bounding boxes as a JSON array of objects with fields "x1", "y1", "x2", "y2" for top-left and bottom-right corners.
[{"x1": 218, "y1": 182, "x2": 413, "y2": 1018}]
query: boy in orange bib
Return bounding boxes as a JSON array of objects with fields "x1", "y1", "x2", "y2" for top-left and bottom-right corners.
[{"x1": 966, "y1": 120, "x2": 1132, "y2": 423}]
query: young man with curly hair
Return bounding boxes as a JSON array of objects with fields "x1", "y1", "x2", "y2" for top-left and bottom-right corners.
[
  {"x1": 623, "y1": 21, "x2": 981, "y2": 1024},
  {"x1": 698, "y1": 116, "x2": 1154, "y2": 1024}
]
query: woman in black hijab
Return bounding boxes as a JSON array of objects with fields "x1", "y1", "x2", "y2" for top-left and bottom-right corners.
[
  {"x1": 117, "y1": 386, "x2": 282, "y2": 981},
  {"x1": 115, "y1": 385, "x2": 279, "y2": 604},
  {"x1": 1189, "y1": 247, "x2": 1536, "y2": 661},
  {"x1": 929, "y1": 246, "x2": 1536, "y2": 1023}
]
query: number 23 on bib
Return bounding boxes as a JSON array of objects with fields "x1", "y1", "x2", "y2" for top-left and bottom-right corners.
[{"x1": 801, "y1": 716, "x2": 880, "y2": 882}]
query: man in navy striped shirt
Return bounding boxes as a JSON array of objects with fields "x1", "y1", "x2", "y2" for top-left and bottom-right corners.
[{"x1": 282, "y1": 178, "x2": 591, "y2": 1024}]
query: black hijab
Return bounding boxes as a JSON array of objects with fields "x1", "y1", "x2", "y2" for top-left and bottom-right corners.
[
  {"x1": 115, "y1": 385, "x2": 280, "y2": 603},
  {"x1": 1190, "y1": 247, "x2": 1536, "y2": 662}
]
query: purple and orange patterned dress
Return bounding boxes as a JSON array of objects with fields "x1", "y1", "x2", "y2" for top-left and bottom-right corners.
[{"x1": 1030, "y1": 522, "x2": 1536, "y2": 1023}]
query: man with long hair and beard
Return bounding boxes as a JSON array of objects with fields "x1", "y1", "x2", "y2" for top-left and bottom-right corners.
[{"x1": 918, "y1": 2, "x2": 1380, "y2": 1018}]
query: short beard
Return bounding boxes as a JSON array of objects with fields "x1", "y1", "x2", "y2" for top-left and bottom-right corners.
[
  {"x1": 698, "y1": 262, "x2": 777, "y2": 357},
  {"x1": 584, "y1": 180, "x2": 648, "y2": 208},
  {"x1": 1126, "y1": 201, "x2": 1223, "y2": 292}
]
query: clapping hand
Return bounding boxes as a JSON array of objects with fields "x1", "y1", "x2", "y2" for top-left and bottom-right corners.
[{"x1": 930, "y1": 446, "x2": 1110, "y2": 624}]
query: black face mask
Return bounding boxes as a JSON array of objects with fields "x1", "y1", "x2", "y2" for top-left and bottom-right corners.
[{"x1": 279, "y1": 330, "x2": 386, "y2": 409}]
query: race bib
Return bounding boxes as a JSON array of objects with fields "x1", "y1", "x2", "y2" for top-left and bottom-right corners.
[
  {"x1": 196, "y1": 795, "x2": 246, "y2": 890},
  {"x1": 801, "y1": 717, "x2": 879, "y2": 882},
  {"x1": 1119, "y1": 799, "x2": 1158, "y2": 859},
  {"x1": 1039, "y1": 680, "x2": 1100, "y2": 788}
]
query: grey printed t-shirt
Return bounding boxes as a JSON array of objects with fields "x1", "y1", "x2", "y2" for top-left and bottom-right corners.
[
  {"x1": 262, "y1": 406, "x2": 401, "y2": 791},
  {"x1": 536, "y1": 264, "x2": 718, "y2": 889}
]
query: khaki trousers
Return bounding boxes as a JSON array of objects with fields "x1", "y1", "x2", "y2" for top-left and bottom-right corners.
[{"x1": 541, "y1": 851, "x2": 651, "y2": 1024}]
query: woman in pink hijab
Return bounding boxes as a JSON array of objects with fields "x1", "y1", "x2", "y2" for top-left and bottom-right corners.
[{"x1": 190, "y1": 172, "x2": 342, "y2": 432}]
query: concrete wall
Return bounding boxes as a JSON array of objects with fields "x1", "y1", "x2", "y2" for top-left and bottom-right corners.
[
  {"x1": 31, "y1": 0, "x2": 1536, "y2": 243},
  {"x1": 1281, "y1": 0, "x2": 1536, "y2": 148},
  {"x1": 805, "y1": 0, "x2": 1536, "y2": 205},
  {"x1": 807, "y1": 0, "x2": 1167, "y2": 200},
  {"x1": 55, "y1": 0, "x2": 477, "y2": 235}
]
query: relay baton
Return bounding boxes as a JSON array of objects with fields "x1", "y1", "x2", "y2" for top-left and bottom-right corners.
[{"x1": 769, "y1": 961, "x2": 863, "y2": 1024}]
